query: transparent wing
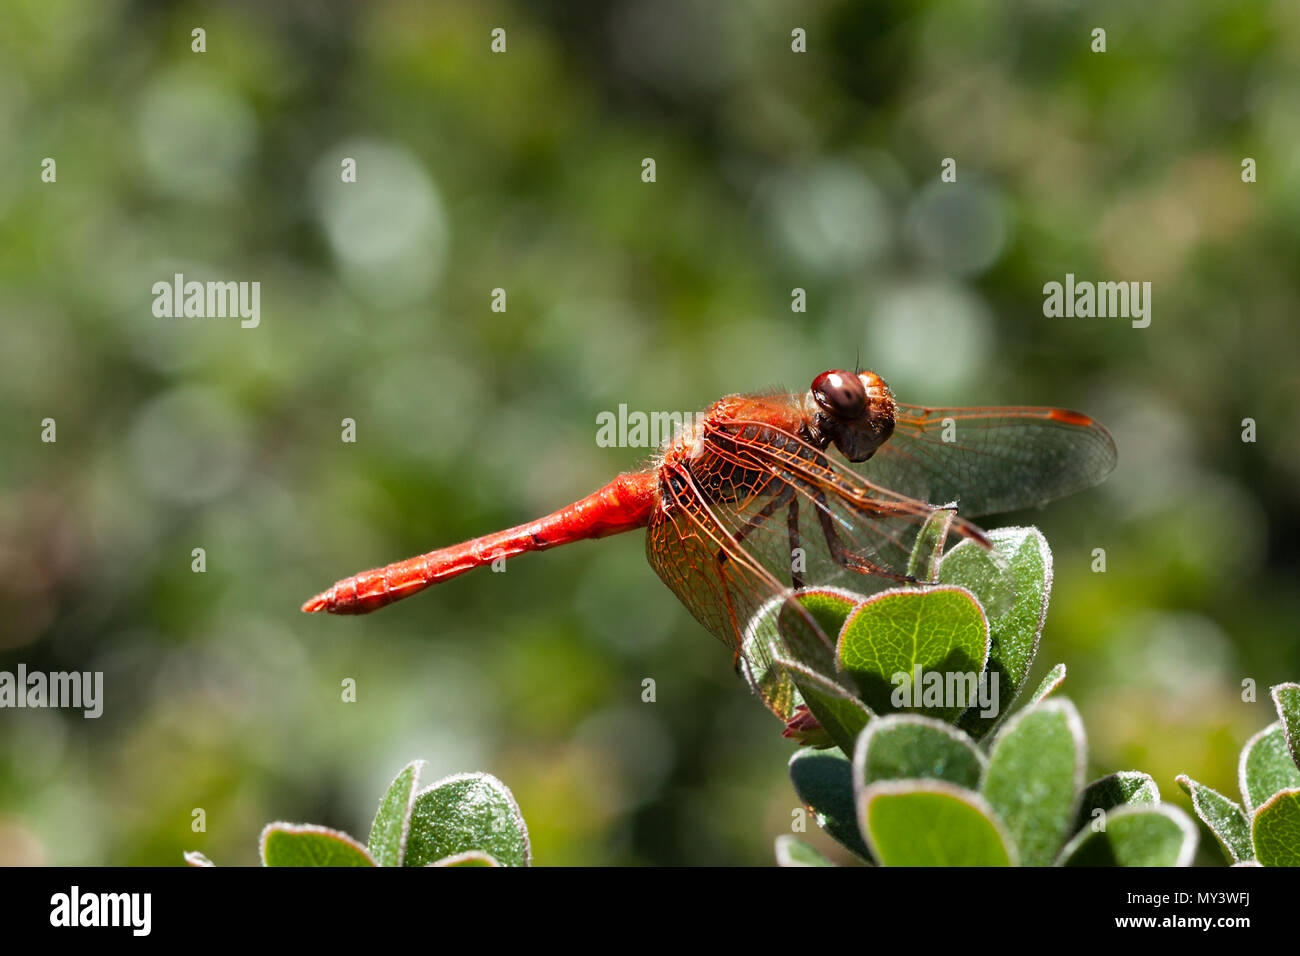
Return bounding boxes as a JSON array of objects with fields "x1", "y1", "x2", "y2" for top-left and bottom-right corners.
[
  {"x1": 864, "y1": 404, "x2": 1117, "y2": 518},
  {"x1": 646, "y1": 460, "x2": 843, "y2": 717},
  {"x1": 646, "y1": 414, "x2": 990, "y2": 716}
]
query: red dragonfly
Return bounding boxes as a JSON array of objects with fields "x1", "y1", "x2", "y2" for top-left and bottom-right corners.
[{"x1": 303, "y1": 369, "x2": 1115, "y2": 711}]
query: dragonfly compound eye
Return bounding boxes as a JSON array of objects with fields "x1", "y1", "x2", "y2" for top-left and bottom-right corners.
[
  {"x1": 811, "y1": 370, "x2": 867, "y2": 420},
  {"x1": 807, "y1": 369, "x2": 896, "y2": 463}
]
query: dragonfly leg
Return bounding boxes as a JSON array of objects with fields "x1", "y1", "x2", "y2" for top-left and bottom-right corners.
[
  {"x1": 809, "y1": 485, "x2": 918, "y2": 584},
  {"x1": 718, "y1": 483, "x2": 795, "y2": 563},
  {"x1": 787, "y1": 496, "x2": 804, "y2": 589},
  {"x1": 718, "y1": 483, "x2": 811, "y2": 585},
  {"x1": 844, "y1": 490, "x2": 992, "y2": 551}
]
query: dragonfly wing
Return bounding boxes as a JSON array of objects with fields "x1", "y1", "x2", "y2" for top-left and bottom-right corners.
[
  {"x1": 647, "y1": 417, "x2": 993, "y2": 716},
  {"x1": 716, "y1": 422, "x2": 990, "y2": 581},
  {"x1": 863, "y1": 404, "x2": 1117, "y2": 518},
  {"x1": 647, "y1": 462, "x2": 851, "y2": 717}
]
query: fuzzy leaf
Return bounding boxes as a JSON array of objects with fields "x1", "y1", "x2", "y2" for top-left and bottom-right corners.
[
  {"x1": 982, "y1": 699, "x2": 1085, "y2": 867},
  {"x1": 774, "y1": 835, "x2": 834, "y2": 867},
  {"x1": 1251, "y1": 788, "x2": 1300, "y2": 867},
  {"x1": 940, "y1": 527, "x2": 1052, "y2": 738},
  {"x1": 853, "y1": 713, "x2": 985, "y2": 791},
  {"x1": 1270, "y1": 683, "x2": 1300, "y2": 771},
  {"x1": 183, "y1": 851, "x2": 214, "y2": 867},
  {"x1": 1075, "y1": 771, "x2": 1159, "y2": 833},
  {"x1": 1176, "y1": 774, "x2": 1253, "y2": 864},
  {"x1": 837, "y1": 585, "x2": 989, "y2": 723},
  {"x1": 1058, "y1": 806, "x2": 1198, "y2": 866},
  {"x1": 1238, "y1": 722, "x2": 1300, "y2": 813},
  {"x1": 859, "y1": 780, "x2": 1014, "y2": 866},
  {"x1": 789, "y1": 748, "x2": 871, "y2": 860},
  {"x1": 907, "y1": 508, "x2": 955, "y2": 582},
  {"x1": 794, "y1": 587, "x2": 860, "y2": 640},
  {"x1": 431, "y1": 851, "x2": 500, "y2": 867},
  {"x1": 741, "y1": 611, "x2": 802, "y2": 721},
  {"x1": 790, "y1": 678, "x2": 872, "y2": 757},
  {"x1": 742, "y1": 588, "x2": 860, "y2": 721},
  {"x1": 368, "y1": 759, "x2": 423, "y2": 867},
  {"x1": 405, "y1": 772, "x2": 531, "y2": 867},
  {"x1": 260, "y1": 823, "x2": 376, "y2": 867},
  {"x1": 1028, "y1": 663, "x2": 1067, "y2": 705}
]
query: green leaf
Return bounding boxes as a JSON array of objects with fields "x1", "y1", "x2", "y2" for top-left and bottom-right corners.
[
  {"x1": 982, "y1": 698, "x2": 1085, "y2": 867},
  {"x1": 1238, "y1": 722, "x2": 1300, "y2": 813},
  {"x1": 1270, "y1": 683, "x2": 1300, "y2": 771},
  {"x1": 430, "y1": 851, "x2": 501, "y2": 867},
  {"x1": 367, "y1": 759, "x2": 423, "y2": 867},
  {"x1": 853, "y1": 713, "x2": 985, "y2": 791},
  {"x1": 940, "y1": 527, "x2": 1052, "y2": 738},
  {"x1": 1176, "y1": 774, "x2": 1253, "y2": 864},
  {"x1": 183, "y1": 851, "x2": 214, "y2": 867},
  {"x1": 794, "y1": 587, "x2": 860, "y2": 640},
  {"x1": 1058, "y1": 806, "x2": 1199, "y2": 867},
  {"x1": 789, "y1": 748, "x2": 871, "y2": 860},
  {"x1": 742, "y1": 588, "x2": 860, "y2": 720},
  {"x1": 1028, "y1": 662, "x2": 1067, "y2": 706},
  {"x1": 405, "y1": 772, "x2": 531, "y2": 867},
  {"x1": 741, "y1": 608, "x2": 802, "y2": 721},
  {"x1": 774, "y1": 835, "x2": 834, "y2": 867},
  {"x1": 1075, "y1": 771, "x2": 1159, "y2": 833},
  {"x1": 789, "y1": 672, "x2": 872, "y2": 757},
  {"x1": 260, "y1": 824, "x2": 376, "y2": 867},
  {"x1": 783, "y1": 589, "x2": 874, "y2": 755},
  {"x1": 836, "y1": 585, "x2": 989, "y2": 723},
  {"x1": 907, "y1": 507, "x2": 955, "y2": 582},
  {"x1": 859, "y1": 780, "x2": 1014, "y2": 866},
  {"x1": 1251, "y1": 788, "x2": 1300, "y2": 867}
]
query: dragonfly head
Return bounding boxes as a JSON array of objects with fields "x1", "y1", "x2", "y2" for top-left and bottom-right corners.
[{"x1": 809, "y1": 369, "x2": 896, "y2": 462}]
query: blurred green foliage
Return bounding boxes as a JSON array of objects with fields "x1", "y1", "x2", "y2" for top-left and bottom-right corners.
[{"x1": 1, "y1": 0, "x2": 1297, "y2": 865}]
